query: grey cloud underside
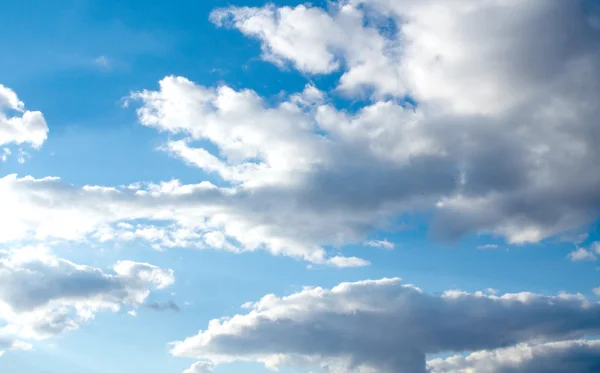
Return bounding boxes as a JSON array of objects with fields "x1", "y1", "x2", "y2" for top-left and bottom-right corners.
[
  {"x1": 189, "y1": 0, "x2": 600, "y2": 244},
  {"x1": 428, "y1": 340, "x2": 600, "y2": 373},
  {"x1": 171, "y1": 279, "x2": 600, "y2": 373},
  {"x1": 144, "y1": 300, "x2": 180, "y2": 312},
  {"x1": 0, "y1": 248, "x2": 174, "y2": 340}
]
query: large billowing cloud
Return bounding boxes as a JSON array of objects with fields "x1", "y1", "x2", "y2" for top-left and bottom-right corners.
[
  {"x1": 1, "y1": 0, "x2": 599, "y2": 266},
  {"x1": 0, "y1": 84, "x2": 48, "y2": 149},
  {"x1": 428, "y1": 340, "x2": 600, "y2": 373},
  {"x1": 207, "y1": 0, "x2": 600, "y2": 244},
  {"x1": 171, "y1": 278, "x2": 600, "y2": 373},
  {"x1": 0, "y1": 246, "x2": 174, "y2": 341}
]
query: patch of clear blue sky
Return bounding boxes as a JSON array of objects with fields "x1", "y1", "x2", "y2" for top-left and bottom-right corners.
[{"x1": 1, "y1": 1, "x2": 599, "y2": 373}]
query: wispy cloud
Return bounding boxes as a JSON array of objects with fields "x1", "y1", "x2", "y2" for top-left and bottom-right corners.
[
  {"x1": 477, "y1": 244, "x2": 499, "y2": 250},
  {"x1": 364, "y1": 240, "x2": 395, "y2": 250}
]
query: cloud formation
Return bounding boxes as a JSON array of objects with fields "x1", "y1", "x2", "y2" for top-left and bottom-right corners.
[
  {"x1": 428, "y1": 340, "x2": 600, "y2": 373},
  {"x1": 2, "y1": 0, "x2": 600, "y2": 268},
  {"x1": 0, "y1": 84, "x2": 48, "y2": 148},
  {"x1": 206, "y1": 0, "x2": 600, "y2": 245},
  {"x1": 0, "y1": 246, "x2": 174, "y2": 341},
  {"x1": 170, "y1": 278, "x2": 600, "y2": 373}
]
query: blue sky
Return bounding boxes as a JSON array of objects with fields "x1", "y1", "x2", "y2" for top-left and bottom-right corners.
[{"x1": 1, "y1": 1, "x2": 600, "y2": 373}]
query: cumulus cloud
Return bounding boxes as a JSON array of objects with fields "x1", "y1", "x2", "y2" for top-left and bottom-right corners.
[
  {"x1": 568, "y1": 241, "x2": 600, "y2": 262},
  {"x1": 170, "y1": 278, "x2": 600, "y2": 373},
  {"x1": 569, "y1": 247, "x2": 597, "y2": 262},
  {"x1": 0, "y1": 84, "x2": 48, "y2": 148},
  {"x1": 428, "y1": 340, "x2": 600, "y2": 373},
  {"x1": 0, "y1": 246, "x2": 174, "y2": 341},
  {"x1": 2, "y1": 0, "x2": 600, "y2": 266},
  {"x1": 206, "y1": 0, "x2": 600, "y2": 245}
]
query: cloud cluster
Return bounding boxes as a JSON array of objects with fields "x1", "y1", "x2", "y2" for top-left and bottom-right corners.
[
  {"x1": 428, "y1": 340, "x2": 600, "y2": 373},
  {"x1": 1, "y1": 1, "x2": 599, "y2": 267},
  {"x1": 0, "y1": 84, "x2": 48, "y2": 149},
  {"x1": 171, "y1": 278, "x2": 600, "y2": 373},
  {"x1": 0, "y1": 246, "x2": 174, "y2": 341},
  {"x1": 207, "y1": 0, "x2": 600, "y2": 245}
]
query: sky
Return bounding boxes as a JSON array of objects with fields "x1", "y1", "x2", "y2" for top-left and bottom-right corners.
[{"x1": 1, "y1": 1, "x2": 600, "y2": 373}]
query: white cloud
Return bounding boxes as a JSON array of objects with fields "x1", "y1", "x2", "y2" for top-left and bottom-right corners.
[
  {"x1": 364, "y1": 240, "x2": 395, "y2": 250},
  {"x1": 568, "y1": 247, "x2": 597, "y2": 262},
  {"x1": 0, "y1": 173, "x2": 363, "y2": 266},
  {"x1": 1, "y1": 148, "x2": 10, "y2": 162},
  {"x1": 326, "y1": 256, "x2": 370, "y2": 268},
  {"x1": 428, "y1": 340, "x2": 600, "y2": 373},
  {"x1": 0, "y1": 84, "x2": 48, "y2": 148},
  {"x1": 170, "y1": 278, "x2": 600, "y2": 373},
  {"x1": 183, "y1": 361, "x2": 214, "y2": 373},
  {"x1": 2, "y1": 0, "x2": 600, "y2": 267},
  {"x1": 0, "y1": 246, "x2": 174, "y2": 341},
  {"x1": 594, "y1": 288, "x2": 600, "y2": 296},
  {"x1": 205, "y1": 1, "x2": 600, "y2": 245}
]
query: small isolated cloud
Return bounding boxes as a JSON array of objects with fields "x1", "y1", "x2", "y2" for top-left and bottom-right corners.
[
  {"x1": 0, "y1": 84, "x2": 48, "y2": 149},
  {"x1": 477, "y1": 244, "x2": 499, "y2": 250},
  {"x1": 93, "y1": 56, "x2": 111, "y2": 70},
  {"x1": 1, "y1": 148, "x2": 10, "y2": 162},
  {"x1": 593, "y1": 288, "x2": 600, "y2": 296},
  {"x1": 568, "y1": 247, "x2": 597, "y2": 262},
  {"x1": 326, "y1": 256, "x2": 370, "y2": 268},
  {"x1": 144, "y1": 300, "x2": 180, "y2": 312},
  {"x1": 364, "y1": 239, "x2": 395, "y2": 250}
]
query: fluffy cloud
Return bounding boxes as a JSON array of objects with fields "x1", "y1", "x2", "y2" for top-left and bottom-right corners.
[
  {"x1": 170, "y1": 278, "x2": 600, "y2": 373},
  {"x1": 568, "y1": 247, "x2": 597, "y2": 262},
  {"x1": 206, "y1": 0, "x2": 600, "y2": 245},
  {"x1": 428, "y1": 340, "x2": 600, "y2": 373},
  {"x1": 2, "y1": 0, "x2": 600, "y2": 266},
  {"x1": 183, "y1": 361, "x2": 214, "y2": 373},
  {"x1": 0, "y1": 173, "x2": 364, "y2": 266},
  {"x1": 568, "y1": 242, "x2": 600, "y2": 262},
  {"x1": 0, "y1": 84, "x2": 48, "y2": 148},
  {"x1": 0, "y1": 246, "x2": 174, "y2": 341}
]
